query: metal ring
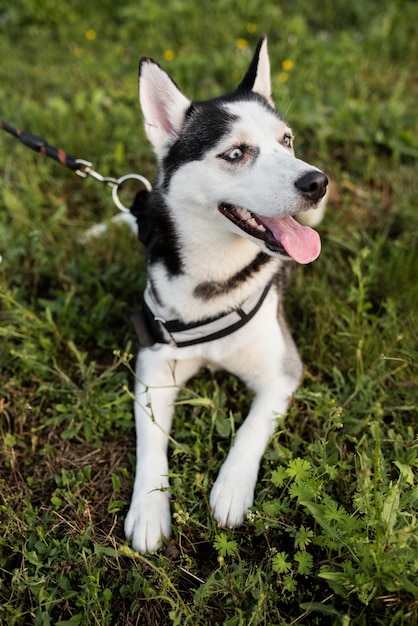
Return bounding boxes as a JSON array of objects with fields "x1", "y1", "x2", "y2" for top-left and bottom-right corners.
[{"x1": 112, "y1": 174, "x2": 152, "y2": 213}]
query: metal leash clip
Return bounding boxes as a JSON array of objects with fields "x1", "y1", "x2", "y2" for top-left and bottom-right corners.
[
  {"x1": 75, "y1": 159, "x2": 152, "y2": 213},
  {"x1": 0, "y1": 122, "x2": 153, "y2": 214}
]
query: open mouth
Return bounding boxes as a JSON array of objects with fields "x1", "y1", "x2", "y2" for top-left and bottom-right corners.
[
  {"x1": 218, "y1": 203, "x2": 287, "y2": 255},
  {"x1": 218, "y1": 203, "x2": 321, "y2": 264}
]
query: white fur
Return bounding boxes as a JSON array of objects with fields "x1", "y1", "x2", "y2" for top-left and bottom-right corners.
[
  {"x1": 124, "y1": 289, "x2": 302, "y2": 553},
  {"x1": 165, "y1": 101, "x2": 320, "y2": 227},
  {"x1": 251, "y1": 37, "x2": 274, "y2": 105},
  {"x1": 124, "y1": 37, "x2": 326, "y2": 553}
]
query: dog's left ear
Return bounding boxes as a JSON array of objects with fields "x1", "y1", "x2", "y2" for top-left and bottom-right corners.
[
  {"x1": 237, "y1": 35, "x2": 273, "y2": 106},
  {"x1": 139, "y1": 57, "x2": 192, "y2": 159}
]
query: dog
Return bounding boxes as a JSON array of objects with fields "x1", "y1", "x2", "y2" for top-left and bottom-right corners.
[{"x1": 124, "y1": 35, "x2": 328, "y2": 553}]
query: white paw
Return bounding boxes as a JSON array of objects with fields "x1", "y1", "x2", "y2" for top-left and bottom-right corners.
[
  {"x1": 210, "y1": 472, "x2": 255, "y2": 528},
  {"x1": 124, "y1": 490, "x2": 171, "y2": 554}
]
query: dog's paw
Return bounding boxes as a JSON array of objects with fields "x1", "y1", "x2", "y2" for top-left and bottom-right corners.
[
  {"x1": 210, "y1": 473, "x2": 255, "y2": 528},
  {"x1": 124, "y1": 490, "x2": 171, "y2": 554}
]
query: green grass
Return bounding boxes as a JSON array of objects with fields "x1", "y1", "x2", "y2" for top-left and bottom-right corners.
[{"x1": 1, "y1": 0, "x2": 417, "y2": 624}]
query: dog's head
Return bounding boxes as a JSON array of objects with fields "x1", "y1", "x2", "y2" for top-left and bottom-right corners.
[{"x1": 139, "y1": 36, "x2": 328, "y2": 264}]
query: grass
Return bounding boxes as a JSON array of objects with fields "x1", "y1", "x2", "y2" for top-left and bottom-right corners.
[{"x1": 0, "y1": 0, "x2": 417, "y2": 624}]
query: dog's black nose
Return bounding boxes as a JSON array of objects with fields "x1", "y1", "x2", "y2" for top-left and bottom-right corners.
[{"x1": 295, "y1": 171, "x2": 328, "y2": 203}]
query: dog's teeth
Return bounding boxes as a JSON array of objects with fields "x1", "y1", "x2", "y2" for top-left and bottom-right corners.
[
  {"x1": 235, "y1": 206, "x2": 266, "y2": 232},
  {"x1": 248, "y1": 217, "x2": 262, "y2": 230},
  {"x1": 237, "y1": 207, "x2": 252, "y2": 220},
  {"x1": 246, "y1": 214, "x2": 266, "y2": 232}
]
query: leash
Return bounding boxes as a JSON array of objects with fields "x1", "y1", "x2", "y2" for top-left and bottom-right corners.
[
  {"x1": 0, "y1": 120, "x2": 152, "y2": 211},
  {"x1": 1, "y1": 120, "x2": 274, "y2": 349}
]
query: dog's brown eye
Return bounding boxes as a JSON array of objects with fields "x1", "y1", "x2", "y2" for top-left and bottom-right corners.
[{"x1": 283, "y1": 133, "x2": 293, "y2": 148}]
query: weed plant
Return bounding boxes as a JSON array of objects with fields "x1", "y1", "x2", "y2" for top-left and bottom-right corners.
[{"x1": 0, "y1": 0, "x2": 417, "y2": 624}]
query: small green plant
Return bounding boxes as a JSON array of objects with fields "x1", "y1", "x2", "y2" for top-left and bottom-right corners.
[{"x1": 244, "y1": 409, "x2": 418, "y2": 623}]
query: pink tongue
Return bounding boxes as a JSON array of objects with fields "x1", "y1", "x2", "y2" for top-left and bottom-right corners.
[{"x1": 258, "y1": 215, "x2": 321, "y2": 264}]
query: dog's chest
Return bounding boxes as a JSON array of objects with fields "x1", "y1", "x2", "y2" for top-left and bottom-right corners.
[{"x1": 148, "y1": 249, "x2": 280, "y2": 324}]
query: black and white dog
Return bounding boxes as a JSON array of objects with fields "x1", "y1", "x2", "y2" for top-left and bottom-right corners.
[{"x1": 124, "y1": 36, "x2": 328, "y2": 553}]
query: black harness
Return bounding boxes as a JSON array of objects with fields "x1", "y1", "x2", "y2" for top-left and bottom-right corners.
[
  {"x1": 131, "y1": 281, "x2": 273, "y2": 348},
  {"x1": 129, "y1": 190, "x2": 274, "y2": 349}
]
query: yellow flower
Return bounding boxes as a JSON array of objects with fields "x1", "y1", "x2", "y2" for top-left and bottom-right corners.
[
  {"x1": 163, "y1": 49, "x2": 175, "y2": 61},
  {"x1": 236, "y1": 38, "x2": 249, "y2": 49},
  {"x1": 85, "y1": 29, "x2": 97, "y2": 41},
  {"x1": 278, "y1": 72, "x2": 289, "y2": 83},
  {"x1": 282, "y1": 59, "x2": 294, "y2": 71},
  {"x1": 246, "y1": 23, "x2": 257, "y2": 33}
]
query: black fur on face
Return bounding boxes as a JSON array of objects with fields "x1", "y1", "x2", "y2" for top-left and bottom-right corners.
[
  {"x1": 160, "y1": 91, "x2": 279, "y2": 190},
  {"x1": 144, "y1": 90, "x2": 282, "y2": 278}
]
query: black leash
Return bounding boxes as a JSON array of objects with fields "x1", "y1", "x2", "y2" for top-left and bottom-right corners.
[
  {"x1": 1, "y1": 120, "x2": 274, "y2": 349},
  {"x1": 0, "y1": 120, "x2": 152, "y2": 211},
  {"x1": 1, "y1": 120, "x2": 80, "y2": 172}
]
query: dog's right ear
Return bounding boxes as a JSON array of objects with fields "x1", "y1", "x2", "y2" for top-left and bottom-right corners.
[
  {"x1": 237, "y1": 35, "x2": 273, "y2": 106},
  {"x1": 139, "y1": 58, "x2": 191, "y2": 159}
]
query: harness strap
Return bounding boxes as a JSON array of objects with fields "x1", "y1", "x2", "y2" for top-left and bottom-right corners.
[{"x1": 131, "y1": 280, "x2": 274, "y2": 348}]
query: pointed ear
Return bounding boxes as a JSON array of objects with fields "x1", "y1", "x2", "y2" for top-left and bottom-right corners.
[
  {"x1": 139, "y1": 58, "x2": 191, "y2": 158},
  {"x1": 237, "y1": 35, "x2": 273, "y2": 106}
]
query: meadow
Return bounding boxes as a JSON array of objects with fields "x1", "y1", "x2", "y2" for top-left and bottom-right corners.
[{"x1": 0, "y1": 0, "x2": 417, "y2": 624}]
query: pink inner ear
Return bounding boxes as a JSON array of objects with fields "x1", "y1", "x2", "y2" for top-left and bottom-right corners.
[
  {"x1": 153, "y1": 89, "x2": 178, "y2": 136},
  {"x1": 140, "y1": 60, "x2": 191, "y2": 149}
]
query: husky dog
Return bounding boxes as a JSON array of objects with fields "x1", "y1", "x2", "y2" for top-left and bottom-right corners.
[{"x1": 124, "y1": 36, "x2": 328, "y2": 553}]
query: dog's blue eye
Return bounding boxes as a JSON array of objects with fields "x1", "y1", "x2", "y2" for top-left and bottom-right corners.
[{"x1": 225, "y1": 147, "x2": 244, "y2": 161}]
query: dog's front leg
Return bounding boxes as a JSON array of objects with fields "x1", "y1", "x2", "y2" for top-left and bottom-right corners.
[
  {"x1": 210, "y1": 386, "x2": 292, "y2": 529},
  {"x1": 125, "y1": 350, "x2": 201, "y2": 553}
]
